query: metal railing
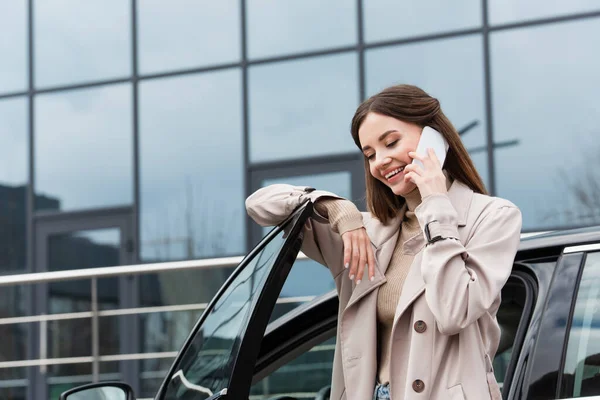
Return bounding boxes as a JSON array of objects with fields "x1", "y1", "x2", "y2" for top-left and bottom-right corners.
[{"x1": 0, "y1": 253, "x2": 313, "y2": 395}]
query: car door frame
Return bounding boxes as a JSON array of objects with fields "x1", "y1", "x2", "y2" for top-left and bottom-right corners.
[{"x1": 154, "y1": 201, "x2": 315, "y2": 400}]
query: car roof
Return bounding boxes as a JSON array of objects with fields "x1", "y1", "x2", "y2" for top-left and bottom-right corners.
[{"x1": 518, "y1": 225, "x2": 600, "y2": 252}]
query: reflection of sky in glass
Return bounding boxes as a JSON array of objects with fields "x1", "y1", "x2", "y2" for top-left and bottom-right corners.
[
  {"x1": 489, "y1": 0, "x2": 600, "y2": 25},
  {"x1": 491, "y1": 18, "x2": 600, "y2": 230},
  {"x1": 34, "y1": 0, "x2": 130, "y2": 88},
  {"x1": 171, "y1": 229, "x2": 288, "y2": 397},
  {"x1": 137, "y1": 0, "x2": 240, "y2": 74},
  {"x1": 0, "y1": 98, "x2": 28, "y2": 186},
  {"x1": 247, "y1": 0, "x2": 356, "y2": 59},
  {"x1": 249, "y1": 53, "x2": 359, "y2": 163},
  {"x1": 74, "y1": 228, "x2": 120, "y2": 247},
  {"x1": 34, "y1": 84, "x2": 133, "y2": 211},
  {"x1": 0, "y1": 1, "x2": 27, "y2": 94},
  {"x1": 363, "y1": 0, "x2": 481, "y2": 43},
  {"x1": 366, "y1": 35, "x2": 489, "y2": 188},
  {"x1": 139, "y1": 69, "x2": 244, "y2": 261},
  {"x1": 563, "y1": 252, "x2": 600, "y2": 395}
]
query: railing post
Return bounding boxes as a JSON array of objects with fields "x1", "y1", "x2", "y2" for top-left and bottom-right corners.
[
  {"x1": 39, "y1": 319, "x2": 47, "y2": 375},
  {"x1": 91, "y1": 277, "x2": 99, "y2": 382}
]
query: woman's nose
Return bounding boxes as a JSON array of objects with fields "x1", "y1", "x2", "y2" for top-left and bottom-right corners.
[{"x1": 375, "y1": 156, "x2": 392, "y2": 169}]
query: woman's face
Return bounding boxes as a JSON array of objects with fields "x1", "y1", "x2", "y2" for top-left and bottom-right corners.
[{"x1": 358, "y1": 112, "x2": 422, "y2": 196}]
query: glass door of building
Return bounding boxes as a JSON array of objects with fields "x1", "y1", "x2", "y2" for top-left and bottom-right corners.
[
  {"x1": 32, "y1": 207, "x2": 134, "y2": 400},
  {"x1": 249, "y1": 155, "x2": 364, "y2": 322}
]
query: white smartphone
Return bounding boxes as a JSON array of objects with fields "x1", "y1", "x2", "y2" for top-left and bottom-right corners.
[{"x1": 411, "y1": 126, "x2": 449, "y2": 169}]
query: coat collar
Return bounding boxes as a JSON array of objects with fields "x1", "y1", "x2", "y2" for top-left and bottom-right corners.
[
  {"x1": 345, "y1": 179, "x2": 474, "y2": 310},
  {"x1": 364, "y1": 178, "x2": 473, "y2": 249}
]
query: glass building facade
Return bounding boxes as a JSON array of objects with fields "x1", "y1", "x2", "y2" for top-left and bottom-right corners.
[{"x1": 0, "y1": 1, "x2": 599, "y2": 399}]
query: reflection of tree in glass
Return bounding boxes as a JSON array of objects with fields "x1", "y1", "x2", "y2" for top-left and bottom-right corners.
[
  {"x1": 546, "y1": 145, "x2": 600, "y2": 227},
  {"x1": 143, "y1": 177, "x2": 239, "y2": 261}
]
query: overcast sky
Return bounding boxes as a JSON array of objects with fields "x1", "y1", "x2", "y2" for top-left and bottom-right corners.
[{"x1": 1, "y1": 2, "x2": 599, "y2": 262}]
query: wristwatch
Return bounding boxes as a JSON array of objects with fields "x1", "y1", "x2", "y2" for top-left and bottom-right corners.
[{"x1": 424, "y1": 220, "x2": 444, "y2": 244}]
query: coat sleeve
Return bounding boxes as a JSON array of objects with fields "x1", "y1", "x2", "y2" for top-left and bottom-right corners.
[
  {"x1": 245, "y1": 184, "x2": 361, "y2": 276},
  {"x1": 414, "y1": 194, "x2": 522, "y2": 335}
]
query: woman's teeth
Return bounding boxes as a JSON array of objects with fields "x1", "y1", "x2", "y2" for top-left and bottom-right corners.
[{"x1": 385, "y1": 167, "x2": 405, "y2": 180}]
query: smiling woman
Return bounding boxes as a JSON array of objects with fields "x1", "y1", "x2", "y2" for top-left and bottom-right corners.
[{"x1": 246, "y1": 84, "x2": 522, "y2": 400}]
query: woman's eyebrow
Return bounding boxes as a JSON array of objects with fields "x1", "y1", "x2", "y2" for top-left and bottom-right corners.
[{"x1": 361, "y1": 130, "x2": 398, "y2": 151}]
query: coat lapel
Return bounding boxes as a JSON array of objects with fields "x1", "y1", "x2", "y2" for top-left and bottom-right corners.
[
  {"x1": 393, "y1": 180, "x2": 474, "y2": 323},
  {"x1": 344, "y1": 207, "x2": 404, "y2": 310}
]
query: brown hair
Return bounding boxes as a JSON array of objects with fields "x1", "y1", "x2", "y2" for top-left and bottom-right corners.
[{"x1": 350, "y1": 84, "x2": 487, "y2": 224}]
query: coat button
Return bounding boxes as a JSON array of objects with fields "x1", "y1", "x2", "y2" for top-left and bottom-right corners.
[
  {"x1": 412, "y1": 379, "x2": 425, "y2": 393},
  {"x1": 414, "y1": 320, "x2": 427, "y2": 333}
]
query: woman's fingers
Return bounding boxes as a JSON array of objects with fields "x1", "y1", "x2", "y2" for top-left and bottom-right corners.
[
  {"x1": 356, "y1": 235, "x2": 368, "y2": 284},
  {"x1": 342, "y1": 228, "x2": 375, "y2": 284},
  {"x1": 427, "y1": 147, "x2": 442, "y2": 168},
  {"x1": 349, "y1": 234, "x2": 360, "y2": 281},
  {"x1": 366, "y1": 237, "x2": 376, "y2": 281},
  {"x1": 342, "y1": 234, "x2": 352, "y2": 270}
]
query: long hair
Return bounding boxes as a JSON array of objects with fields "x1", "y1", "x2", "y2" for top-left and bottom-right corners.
[{"x1": 350, "y1": 84, "x2": 487, "y2": 224}]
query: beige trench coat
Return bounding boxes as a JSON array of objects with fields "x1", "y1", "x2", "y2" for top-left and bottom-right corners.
[{"x1": 246, "y1": 179, "x2": 522, "y2": 400}]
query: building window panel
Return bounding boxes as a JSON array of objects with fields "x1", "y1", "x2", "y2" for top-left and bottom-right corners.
[
  {"x1": 249, "y1": 53, "x2": 359, "y2": 163},
  {"x1": 247, "y1": 0, "x2": 357, "y2": 59},
  {"x1": 491, "y1": 18, "x2": 600, "y2": 230},
  {"x1": 363, "y1": 0, "x2": 481, "y2": 43},
  {"x1": 365, "y1": 35, "x2": 489, "y2": 189},
  {"x1": 0, "y1": 97, "x2": 28, "y2": 273},
  {"x1": 139, "y1": 70, "x2": 244, "y2": 261},
  {"x1": 489, "y1": 0, "x2": 600, "y2": 25},
  {"x1": 137, "y1": 0, "x2": 240, "y2": 75},
  {"x1": 34, "y1": 0, "x2": 131, "y2": 88},
  {"x1": 34, "y1": 84, "x2": 133, "y2": 211},
  {"x1": 0, "y1": 1, "x2": 27, "y2": 94}
]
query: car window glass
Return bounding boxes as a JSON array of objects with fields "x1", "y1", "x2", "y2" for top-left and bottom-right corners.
[
  {"x1": 268, "y1": 257, "x2": 336, "y2": 324},
  {"x1": 563, "y1": 251, "x2": 600, "y2": 398},
  {"x1": 161, "y1": 223, "x2": 292, "y2": 400},
  {"x1": 251, "y1": 336, "x2": 336, "y2": 399},
  {"x1": 494, "y1": 275, "x2": 528, "y2": 389}
]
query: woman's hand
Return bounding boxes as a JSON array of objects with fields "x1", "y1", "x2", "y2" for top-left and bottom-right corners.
[
  {"x1": 341, "y1": 227, "x2": 375, "y2": 284},
  {"x1": 403, "y1": 148, "x2": 448, "y2": 198}
]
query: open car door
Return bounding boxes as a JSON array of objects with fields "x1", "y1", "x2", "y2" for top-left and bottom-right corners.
[{"x1": 155, "y1": 201, "x2": 314, "y2": 400}]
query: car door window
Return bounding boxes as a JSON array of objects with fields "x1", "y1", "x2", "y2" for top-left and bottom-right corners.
[
  {"x1": 159, "y1": 204, "x2": 311, "y2": 400},
  {"x1": 494, "y1": 274, "x2": 530, "y2": 389},
  {"x1": 562, "y1": 251, "x2": 600, "y2": 398},
  {"x1": 251, "y1": 336, "x2": 336, "y2": 399}
]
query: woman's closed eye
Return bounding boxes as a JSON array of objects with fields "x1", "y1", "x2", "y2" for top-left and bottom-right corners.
[{"x1": 385, "y1": 140, "x2": 399, "y2": 148}]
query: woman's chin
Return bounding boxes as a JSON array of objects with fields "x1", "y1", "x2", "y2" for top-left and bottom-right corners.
[{"x1": 390, "y1": 181, "x2": 417, "y2": 197}]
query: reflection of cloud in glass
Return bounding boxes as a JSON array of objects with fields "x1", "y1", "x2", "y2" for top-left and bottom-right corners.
[
  {"x1": 489, "y1": 0, "x2": 600, "y2": 25},
  {"x1": 249, "y1": 53, "x2": 359, "y2": 163},
  {"x1": 363, "y1": 0, "x2": 481, "y2": 43},
  {"x1": 137, "y1": 0, "x2": 240, "y2": 74},
  {"x1": 34, "y1": 0, "x2": 130, "y2": 88},
  {"x1": 139, "y1": 69, "x2": 244, "y2": 261},
  {"x1": 0, "y1": 1, "x2": 27, "y2": 94},
  {"x1": 366, "y1": 35, "x2": 489, "y2": 186},
  {"x1": 491, "y1": 18, "x2": 600, "y2": 230},
  {"x1": 247, "y1": 0, "x2": 357, "y2": 59},
  {"x1": 34, "y1": 84, "x2": 133, "y2": 211},
  {"x1": 0, "y1": 98, "x2": 28, "y2": 185}
]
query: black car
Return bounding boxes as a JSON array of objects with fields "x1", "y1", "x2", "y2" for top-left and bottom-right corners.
[{"x1": 60, "y1": 201, "x2": 600, "y2": 400}]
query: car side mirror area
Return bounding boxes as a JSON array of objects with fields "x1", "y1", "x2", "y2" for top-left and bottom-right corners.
[{"x1": 59, "y1": 382, "x2": 135, "y2": 400}]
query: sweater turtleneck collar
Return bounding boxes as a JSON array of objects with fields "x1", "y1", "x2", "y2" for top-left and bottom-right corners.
[{"x1": 403, "y1": 187, "x2": 422, "y2": 212}]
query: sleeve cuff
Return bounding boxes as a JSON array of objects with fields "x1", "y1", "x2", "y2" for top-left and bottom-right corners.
[
  {"x1": 314, "y1": 198, "x2": 363, "y2": 234},
  {"x1": 415, "y1": 193, "x2": 460, "y2": 240}
]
